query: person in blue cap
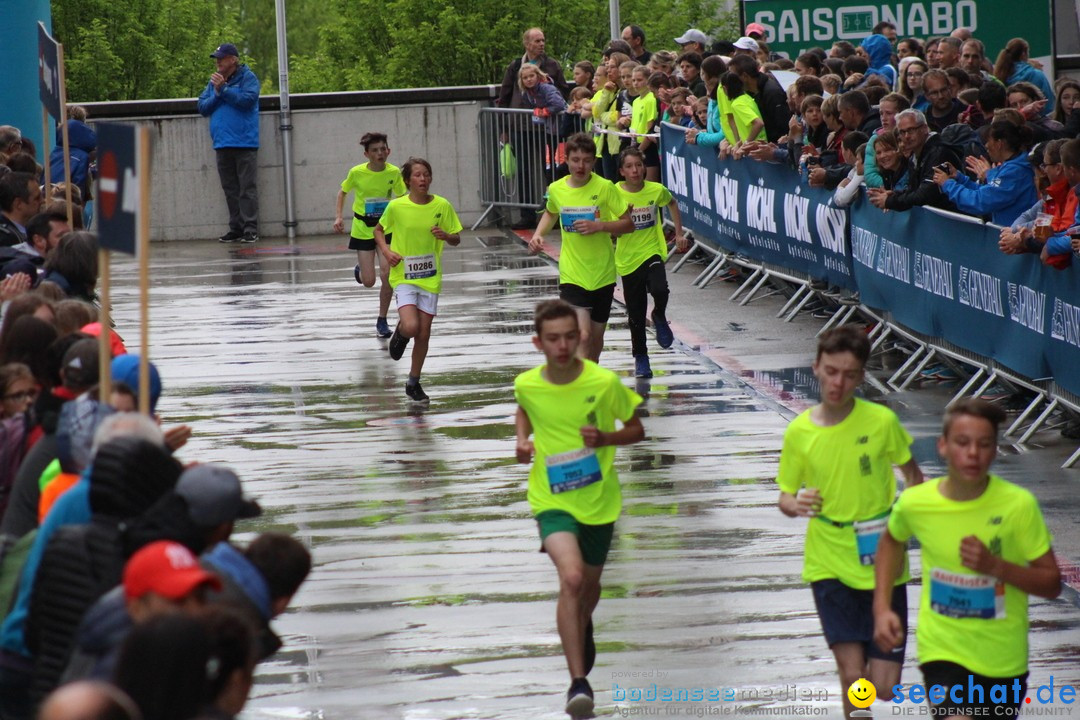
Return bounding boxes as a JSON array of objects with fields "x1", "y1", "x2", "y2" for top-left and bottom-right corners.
[{"x1": 197, "y1": 43, "x2": 261, "y2": 245}]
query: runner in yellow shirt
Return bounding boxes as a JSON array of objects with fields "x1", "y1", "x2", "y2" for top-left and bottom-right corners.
[
  {"x1": 528, "y1": 133, "x2": 634, "y2": 363},
  {"x1": 374, "y1": 157, "x2": 462, "y2": 403},
  {"x1": 615, "y1": 147, "x2": 687, "y2": 378},
  {"x1": 514, "y1": 299, "x2": 644, "y2": 718},
  {"x1": 629, "y1": 66, "x2": 661, "y2": 182},
  {"x1": 874, "y1": 399, "x2": 1061, "y2": 719},
  {"x1": 333, "y1": 132, "x2": 408, "y2": 338},
  {"x1": 776, "y1": 326, "x2": 923, "y2": 720}
]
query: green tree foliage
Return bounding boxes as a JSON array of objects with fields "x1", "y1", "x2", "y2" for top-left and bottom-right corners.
[
  {"x1": 291, "y1": 0, "x2": 736, "y2": 93},
  {"x1": 53, "y1": 0, "x2": 240, "y2": 101},
  {"x1": 53, "y1": 0, "x2": 737, "y2": 100}
]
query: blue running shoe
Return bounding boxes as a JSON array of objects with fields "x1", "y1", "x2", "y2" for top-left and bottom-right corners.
[
  {"x1": 353, "y1": 264, "x2": 363, "y2": 285},
  {"x1": 634, "y1": 355, "x2": 653, "y2": 379},
  {"x1": 651, "y1": 310, "x2": 674, "y2": 349},
  {"x1": 375, "y1": 317, "x2": 392, "y2": 338}
]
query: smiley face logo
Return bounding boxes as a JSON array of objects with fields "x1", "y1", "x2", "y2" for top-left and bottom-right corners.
[{"x1": 847, "y1": 678, "x2": 876, "y2": 708}]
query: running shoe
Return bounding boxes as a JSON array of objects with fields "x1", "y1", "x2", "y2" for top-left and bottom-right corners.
[
  {"x1": 838, "y1": 291, "x2": 861, "y2": 306},
  {"x1": 405, "y1": 382, "x2": 429, "y2": 403},
  {"x1": 634, "y1": 355, "x2": 653, "y2": 379},
  {"x1": 217, "y1": 230, "x2": 242, "y2": 243},
  {"x1": 354, "y1": 264, "x2": 363, "y2": 285},
  {"x1": 810, "y1": 306, "x2": 837, "y2": 320},
  {"x1": 240, "y1": 231, "x2": 259, "y2": 244},
  {"x1": 389, "y1": 325, "x2": 409, "y2": 361},
  {"x1": 565, "y1": 677, "x2": 594, "y2": 718},
  {"x1": 978, "y1": 385, "x2": 1012, "y2": 402},
  {"x1": 375, "y1": 317, "x2": 392, "y2": 338},
  {"x1": 584, "y1": 618, "x2": 595, "y2": 676},
  {"x1": 651, "y1": 310, "x2": 674, "y2": 349}
]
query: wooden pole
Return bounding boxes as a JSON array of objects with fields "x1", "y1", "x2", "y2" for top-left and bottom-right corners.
[
  {"x1": 97, "y1": 251, "x2": 111, "y2": 402},
  {"x1": 138, "y1": 128, "x2": 151, "y2": 415},
  {"x1": 57, "y1": 43, "x2": 72, "y2": 227}
]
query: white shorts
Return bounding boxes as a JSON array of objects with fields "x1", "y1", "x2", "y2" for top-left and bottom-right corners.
[{"x1": 395, "y1": 284, "x2": 439, "y2": 316}]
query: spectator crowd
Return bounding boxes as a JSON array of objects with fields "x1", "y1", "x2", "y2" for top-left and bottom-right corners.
[
  {"x1": 0, "y1": 119, "x2": 312, "y2": 720},
  {"x1": 495, "y1": 23, "x2": 1078, "y2": 266}
]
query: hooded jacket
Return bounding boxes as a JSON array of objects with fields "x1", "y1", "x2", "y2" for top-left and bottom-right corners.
[
  {"x1": 196, "y1": 64, "x2": 260, "y2": 150},
  {"x1": 860, "y1": 35, "x2": 897, "y2": 88},
  {"x1": 942, "y1": 151, "x2": 1038, "y2": 226},
  {"x1": 1008, "y1": 62, "x2": 1055, "y2": 116},
  {"x1": 48, "y1": 120, "x2": 97, "y2": 190},
  {"x1": 24, "y1": 437, "x2": 181, "y2": 702}
]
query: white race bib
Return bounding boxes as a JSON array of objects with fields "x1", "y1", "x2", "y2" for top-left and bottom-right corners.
[
  {"x1": 630, "y1": 205, "x2": 657, "y2": 231},
  {"x1": 854, "y1": 517, "x2": 888, "y2": 566},
  {"x1": 560, "y1": 206, "x2": 599, "y2": 233},
  {"x1": 404, "y1": 254, "x2": 436, "y2": 280},
  {"x1": 363, "y1": 197, "x2": 390, "y2": 217},
  {"x1": 929, "y1": 568, "x2": 1005, "y2": 620},
  {"x1": 545, "y1": 448, "x2": 602, "y2": 494}
]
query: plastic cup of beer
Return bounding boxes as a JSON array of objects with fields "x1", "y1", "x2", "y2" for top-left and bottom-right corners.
[{"x1": 1035, "y1": 213, "x2": 1053, "y2": 242}]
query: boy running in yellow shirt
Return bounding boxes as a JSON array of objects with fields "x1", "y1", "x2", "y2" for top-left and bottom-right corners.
[
  {"x1": 614, "y1": 147, "x2": 687, "y2": 378},
  {"x1": 777, "y1": 326, "x2": 923, "y2": 719},
  {"x1": 333, "y1": 132, "x2": 407, "y2": 338},
  {"x1": 374, "y1": 157, "x2": 462, "y2": 403},
  {"x1": 529, "y1": 133, "x2": 634, "y2": 363},
  {"x1": 514, "y1": 299, "x2": 644, "y2": 717},
  {"x1": 874, "y1": 399, "x2": 1061, "y2": 719}
]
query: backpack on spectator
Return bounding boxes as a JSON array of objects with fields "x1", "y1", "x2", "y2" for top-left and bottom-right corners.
[{"x1": 939, "y1": 123, "x2": 989, "y2": 172}]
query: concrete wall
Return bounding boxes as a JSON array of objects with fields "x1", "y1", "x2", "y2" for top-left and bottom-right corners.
[{"x1": 94, "y1": 90, "x2": 495, "y2": 241}]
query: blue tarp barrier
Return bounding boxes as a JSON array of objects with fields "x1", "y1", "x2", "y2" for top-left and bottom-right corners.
[{"x1": 661, "y1": 123, "x2": 1080, "y2": 397}]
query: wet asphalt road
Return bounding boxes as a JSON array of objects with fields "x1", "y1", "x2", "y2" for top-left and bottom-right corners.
[{"x1": 104, "y1": 233, "x2": 1080, "y2": 719}]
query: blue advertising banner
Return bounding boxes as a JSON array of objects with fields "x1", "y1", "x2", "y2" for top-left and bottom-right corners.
[
  {"x1": 662, "y1": 122, "x2": 1080, "y2": 398},
  {"x1": 95, "y1": 123, "x2": 140, "y2": 256},
  {"x1": 662, "y1": 123, "x2": 856, "y2": 290},
  {"x1": 849, "y1": 202, "x2": 1055, "y2": 382}
]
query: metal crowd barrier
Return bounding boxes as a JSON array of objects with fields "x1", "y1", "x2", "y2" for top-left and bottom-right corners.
[{"x1": 474, "y1": 107, "x2": 564, "y2": 230}]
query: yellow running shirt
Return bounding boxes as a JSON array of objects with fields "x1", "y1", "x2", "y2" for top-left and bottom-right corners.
[
  {"x1": 377, "y1": 194, "x2": 462, "y2": 294},
  {"x1": 777, "y1": 398, "x2": 913, "y2": 589},
  {"x1": 340, "y1": 162, "x2": 407, "y2": 240},
  {"x1": 630, "y1": 91, "x2": 658, "y2": 137},
  {"x1": 615, "y1": 181, "x2": 672, "y2": 276},
  {"x1": 514, "y1": 360, "x2": 642, "y2": 525},
  {"x1": 545, "y1": 173, "x2": 629, "y2": 291},
  {"x1": 888, "y1": 475, "x2": 1052, "y2": 677},
  {"x1": 729, "y1": 94, "x2": 767, "y2": 142}
]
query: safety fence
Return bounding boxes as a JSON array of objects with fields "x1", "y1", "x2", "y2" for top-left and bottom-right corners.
[
  {"x1": 474, "y1": 107, "x2": 662, "y2": 229},
  {"x1": 660, "y1": 122, "x2": 1080, "y2": 466}
]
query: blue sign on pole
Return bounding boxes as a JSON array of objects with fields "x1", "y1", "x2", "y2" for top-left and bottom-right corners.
[
  {"x1": 37, "y1": 22, "x2": 61, "y2": 121},
  {"x1": 96, "y1": 123, "x2": 140, "y2": 256}
]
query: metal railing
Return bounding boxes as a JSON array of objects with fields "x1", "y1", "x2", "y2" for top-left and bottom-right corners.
[{"x1": 474, "y1": 107, "x2": 565, "y2": 229}]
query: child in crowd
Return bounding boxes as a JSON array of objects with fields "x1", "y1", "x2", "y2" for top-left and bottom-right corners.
[
  {"x1": 663, "y1": 89, "x2": 693, "y2": 128},
  {"x1": 573, "y1": 61, "x2": 595, "y2": 90},
  {"x1": 562, "y1": 87, "x2": 593, "y2": 140},
  {"x1": 631, "y1": 66, "x2": 661, "y2": 182},
  {"x1": 820, "y1": 74, "x2": 842, "y2": 95},
  {"x1": 719, "y1": 71, "x2": 766, "y2": 157},
  {"x1": 691, "y1": 97, "x2": 710, "y2": 130},
  {"x1": 593, "y1": 53, "x2": 630, "y2": 180},
  {"x1": 833, "y1": 140, "x2": 867, "y2": 208},
  {"x1": 648, "y1": 71, "x2": 673, "y2": 105}
]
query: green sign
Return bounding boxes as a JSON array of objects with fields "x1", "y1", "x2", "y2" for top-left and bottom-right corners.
[{"x1": 744, "y1": 0, "x2": 1053, "y2": 61}]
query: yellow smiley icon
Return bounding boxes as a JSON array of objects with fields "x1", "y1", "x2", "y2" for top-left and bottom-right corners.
[{"x1": 847, "y1": 678, "x2": 876, "y2": 708}]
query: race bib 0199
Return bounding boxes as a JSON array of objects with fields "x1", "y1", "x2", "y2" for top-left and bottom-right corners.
[
  {"x1": 560, "y1": 206, "x2": 599, "y2": 233},
  {"x1": 545, "y1": 448, "x2": 602, "y2": 494},
  {"x1": 929, "y1": 568, "x2": 1005, "y2": 620},
  {"x1": 630, "y1": 205, "x2": 657, "y2": 231},
  {"x1": 404, "y1": 254, "x2": 436, "y2": 280}
]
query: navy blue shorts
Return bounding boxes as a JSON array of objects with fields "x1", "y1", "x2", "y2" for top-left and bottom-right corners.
[
  {"x1": 349, "y1": 234, "x2": 391, "y2": 251},
  {"x1": 811, "y1": 578, "x2": 907, "y2": 663}
]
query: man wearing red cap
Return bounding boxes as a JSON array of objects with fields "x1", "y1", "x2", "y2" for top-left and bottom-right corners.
[{"x1": 63, "y1": 541, "x2": 221, "y2": 681}]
